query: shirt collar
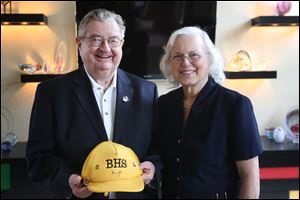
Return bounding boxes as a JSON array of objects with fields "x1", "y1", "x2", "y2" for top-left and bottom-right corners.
[{"x1": 84, "y1": 66, "x2": 117, "y2": 90}]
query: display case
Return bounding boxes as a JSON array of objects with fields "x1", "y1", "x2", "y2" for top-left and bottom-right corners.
[
  {"x1": 259, "y1": 136, "x2": 299, "y2": 199},
  {"x1": 1, "y1": 142, "x2": 58, "y2": 199}
]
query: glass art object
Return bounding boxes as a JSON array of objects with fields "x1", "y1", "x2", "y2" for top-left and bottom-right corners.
[
  {"x1": 227, "y1": 50, "x2": 252, "y2": 71},
  {"x1": 19, "y1": 64, "x2": 42, "y2": 74},
  {"x1": 276, "y1": 1, "x2": 292, "y2": 16},
  {"x1": 284, "y1": 106, "x2": 299, "y2": 143},
  {"x1": 1, "y1": 1, "x2": 12, "y2": 14}
]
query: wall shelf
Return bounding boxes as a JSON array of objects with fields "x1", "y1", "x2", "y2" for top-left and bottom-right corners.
[
  {"x1": 251, "y1": 16, "x2": 299, "y2": 26},
  {"x1": 1, "y1": 14, "x2": 48, "y2": 25},
  {"x1": 224, "y1": 71, "x2": 277, "y2": 79},
  {"x1": 20, "y1": 74, "x2": 63, "y2": 83}
]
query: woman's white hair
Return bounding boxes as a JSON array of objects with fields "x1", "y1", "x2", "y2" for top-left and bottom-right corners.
[{"x1": 159, "y1": 26, "x2": 225, "y2": 84}]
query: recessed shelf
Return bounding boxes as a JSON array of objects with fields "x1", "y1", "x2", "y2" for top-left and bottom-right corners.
[
  {"x1": 251, "y1": 16, "x2": 299, "y2": 26},
  {"x1": 20, "y1": 74, "x2": 63, "y2": 82},
  {"x1": 224, "y1": 71, "x2": 277, "y2": 79},
  {"x1": 1, "y1": 14, "x2": 48, "y2": 25}
]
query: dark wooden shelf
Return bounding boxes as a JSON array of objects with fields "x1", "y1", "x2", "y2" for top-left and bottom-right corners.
[
  {"x1": 1, "y1": 143, "x2": 60, "y2": 198},
  {"x1": 260, "y1": 136, "x2": 299, "y2": 167},
  {"x1": 1, "y1": 14, "x2": 48, "y2": 25},
  {"x1": 259, "y1": 136, "x2": 299, "y2": 199},
  {"x1": 224, "y1": 71, "x2": 277, "y2": 79},
  {"x1": 20, "y1": 74, "x2": 63, "y2": 82},
  {"x1": 251, "y1": 16, "x2": 299, "y2": 26}
]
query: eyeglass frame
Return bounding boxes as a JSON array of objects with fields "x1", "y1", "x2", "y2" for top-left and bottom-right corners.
[
  {"x1": 79, "y1": 35, "x2": 124, "y2": 48},
  {"x1": 170, "y1": 52, "x2": 202, "y2": 64}
]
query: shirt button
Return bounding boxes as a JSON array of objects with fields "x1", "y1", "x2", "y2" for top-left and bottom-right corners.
[
  {"x1": 105, "y1": 112, "x2": 108, "y2": 115},
  {"x1": 177, "y1": 139, "x2": 180, "y2": 144},
  {"x1": 177, "y1": 158, "x2": 180, "y2": 162},
  {"x1": 177, "y1": 177, "x2": 179, "y2": 181},
  {"x1": 104, "y1": 99, "x2": 106, "y2": 102}
]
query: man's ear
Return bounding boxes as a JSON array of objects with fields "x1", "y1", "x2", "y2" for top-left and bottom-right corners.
[{"x1": 76, "y1": 37, "x2": 81, "y2": 50}]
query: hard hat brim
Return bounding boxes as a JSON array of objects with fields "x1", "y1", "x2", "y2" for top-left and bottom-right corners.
[{"x1": 87, "y1": 175, "x2": 144, "y2": 193}]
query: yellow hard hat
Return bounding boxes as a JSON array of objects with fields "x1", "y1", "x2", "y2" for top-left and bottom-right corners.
[{"x1": 81, "y1": 141, "x2": 144, "y2": 193}]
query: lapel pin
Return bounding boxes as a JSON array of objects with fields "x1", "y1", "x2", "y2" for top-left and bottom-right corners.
[{"x1": 122, "y1": 96, "x2": 129, "y2": 102}]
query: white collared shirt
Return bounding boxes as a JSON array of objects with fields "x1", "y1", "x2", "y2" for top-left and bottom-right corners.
[{"x1": 84, "y1": 67, "x2": 117, "y2": 141}]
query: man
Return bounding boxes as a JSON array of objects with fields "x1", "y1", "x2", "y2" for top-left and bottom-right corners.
[{"x1": 26, "y1": 8, "x2": 161, "y2": 199}]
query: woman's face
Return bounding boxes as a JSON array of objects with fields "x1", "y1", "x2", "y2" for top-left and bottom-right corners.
[{"x1": 170, "y1": 34, "x2": 210, "y2": 88}]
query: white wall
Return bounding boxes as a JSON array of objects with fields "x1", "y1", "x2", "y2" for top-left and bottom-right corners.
[
  {"x1": 1, "y1": 1, "x2": 77, "y2": 141},
  {"x1": 215, "y1": 1, "x2": 299, "y2": 134},
  {"x1": 1, "y1": 1, "x2": 299, "y2": 142}
]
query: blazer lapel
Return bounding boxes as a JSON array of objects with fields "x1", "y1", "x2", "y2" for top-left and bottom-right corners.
[
  {"x1": 113, "y1": 69, "x2": 133, "y2": 142},
  {"x1": 72, "y1": 69, "x2": 108, "y2": 141}
]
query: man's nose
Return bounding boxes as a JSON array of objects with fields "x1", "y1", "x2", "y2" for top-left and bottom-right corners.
[{"x1": 98, "y1": 40, "x2": 110, "y2": 50}]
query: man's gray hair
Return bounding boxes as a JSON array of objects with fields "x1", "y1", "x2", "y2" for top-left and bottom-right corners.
[{"x1": 78, "y1": 8, "x2": 126, "y2": 38}]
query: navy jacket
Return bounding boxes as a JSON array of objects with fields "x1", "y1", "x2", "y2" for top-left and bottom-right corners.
[
  {"x1": 26, "y1": 67, "x2": 161, "y2": 199},
  {"x1": 158, "y1": 77, "x2": 263, "y2": 199}
]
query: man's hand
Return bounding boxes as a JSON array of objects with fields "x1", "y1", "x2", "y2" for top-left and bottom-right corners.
[
  {"x1": 69, "y1": 174, "x2": 93, "y2": 198},
  {"x1": 140, "y1": 161, "x2": 155, "y2": 185}
]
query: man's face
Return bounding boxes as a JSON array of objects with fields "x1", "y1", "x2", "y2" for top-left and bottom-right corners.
[{"x1": 77, "y1": 19, "x2": 124, "y2": 82}]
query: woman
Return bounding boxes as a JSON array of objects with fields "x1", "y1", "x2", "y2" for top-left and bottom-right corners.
[{"x1": 158, "y1": 26, "x2": 263, "y2": 199}]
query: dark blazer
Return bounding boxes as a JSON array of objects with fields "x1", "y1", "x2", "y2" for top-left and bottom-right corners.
[
  {"x1": 158, "y1": 77, "x2": 263, "y2": 199},
  {"x1": 26, "y1": 67, "x2": 161, "y2": 199}
]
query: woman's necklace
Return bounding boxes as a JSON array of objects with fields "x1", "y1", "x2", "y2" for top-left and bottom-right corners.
[
  {"x1": 183, "y1": 100, "x2": 193, "y2": 109},
  {"x1": 183, "y1": 98, "x2": 195, "y2": 121}
]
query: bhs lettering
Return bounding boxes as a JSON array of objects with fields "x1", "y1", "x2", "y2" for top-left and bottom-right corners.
[{"x1": 106, "y1": 159, "x2": 127, "y2": 168}]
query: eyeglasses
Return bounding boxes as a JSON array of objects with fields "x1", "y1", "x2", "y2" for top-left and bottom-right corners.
[
  {"x1": 171, "y1": 52, "x2": 202, "y2": 64},
  {"x1": 80, "y1": 36, "x2": 123, "y2": 48}
]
